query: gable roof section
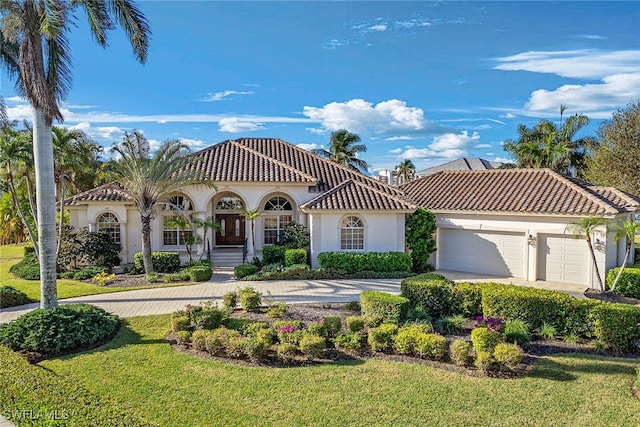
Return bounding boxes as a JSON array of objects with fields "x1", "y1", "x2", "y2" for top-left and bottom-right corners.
[
  {"x1": 400, "y1": 168, "x2": 640, "y2": 215},
  {"x1": 234, "y1": 138, "x2": 406, "y2": 197},
  {"x1": 66, "y1": 182, "x2": 131, "y2": 206},
  {"x1": 300, "y1": 179, "x2": 417, "y2": 211},
  {"x1": 416, "y1": 157, "x2": 502, "y2": 176},
  {"x1": 187, "y1": 140, "x2": 317, "y2": 183}
]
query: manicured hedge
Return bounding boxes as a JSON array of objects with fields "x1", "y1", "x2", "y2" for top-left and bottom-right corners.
[
  {"x1": 0, "y1": 286, "x2": 30, "y2": 308},
  {"x1": 400, "y1": 273, "x2": 455, "y2": 318},
  {"x1": 284, "y1": 248, "x2": 307, "y2": 266},
  {"x1": 589, "y1": 303, "x2": 640, "y2": 353},
  {"x1": 134, "y1": 251, "x2": 180, "y2": 273},
  {"x1": 8, "y1": 246, "x2": 40, "y2": 280},
  {"x1": 318, "y1": 251, "x2": 412, "y2": 273},
  {"x1": 187, "y1": 264, "x2": 213, "y2": 282},
  {"x1": 0, "y1": 304, "x2": 118, "y2": 354},
  {"x1": 606, "y1": 266, "x2": 640, "y2": 299},
  {"x1": 235, "y1": 264, "x2": 259, "y2": 279},
  {"x1": 0, "y1": 346, "x2": 150, "y2": 426},
  {"x1": 360, "y1": 290, "x2": 409, "y2": 324},
  {"x1": 262, "y1": 245, "x2": 286, "y2": 264}
]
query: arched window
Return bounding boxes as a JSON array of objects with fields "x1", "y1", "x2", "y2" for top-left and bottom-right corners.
[
  {"x1": 341, "y1": 216, "x2": 364, "y2": 250},
  {"x1": 163, "y1": 195, "x2": 194, "y2": 246},
  {"x1": 216, "y1": 195, "x2": 244, "y2": 211},
  {"x1": 97, "y1": 212, "x2": 121, "y2": 244},
  {"x1": 263, "y1": 196, "x2": 293, "y2": 244}
]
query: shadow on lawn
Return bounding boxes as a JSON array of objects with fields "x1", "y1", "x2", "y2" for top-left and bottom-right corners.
[{"x1": 524, "y1": 352, "x2": 638, "y2": 382}]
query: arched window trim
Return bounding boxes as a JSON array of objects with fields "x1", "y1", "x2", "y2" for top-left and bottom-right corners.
[
  {"x1": 97, "y1": 212, "x2": 121, "y2": 244},
  {"x1": 216, "y1": 195, "x2": 245, "y2": 211},
  {"x1": 263, "y1": 195, "x2": 294, "y2": 245},
  {"x1": 340, "y1": 215, "x2": 364, "y2": 250}
]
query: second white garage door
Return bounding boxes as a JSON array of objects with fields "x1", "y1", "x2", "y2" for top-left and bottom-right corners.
[
  {"x1": 537, "y1": 234, "x2": 589, "y2": 285},
  {"x1": 438, "y1": 229, "x2": 525, "y2": 278}
]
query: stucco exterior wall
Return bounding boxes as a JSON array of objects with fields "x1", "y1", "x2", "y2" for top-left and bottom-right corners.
[
  {"x1": 307, "y1": 212, "x2": 406, "y2": 268},
  {"x1": 434, "y1": 212, "x2": 634, "y2": 289}
]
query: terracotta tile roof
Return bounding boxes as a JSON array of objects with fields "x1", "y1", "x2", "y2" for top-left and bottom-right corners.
[
  {"x1": 187, "y1": 140, "x2": 317, "y2": 183},
  {"x1": 66, "y1": 182, "x2": 131, "y2": 205},
  {"x1": 234, "y1": 138, "x2": 406, "y2": 197},
  {"x1": 416, "y1": 157, "x2": 503, "y2": 176},
  {"x1": 400, "y1": 168, "x2": 640, "y2": 215},
  {"x1": 300, "y1": 179, "x2": 417, "y2": 211}
]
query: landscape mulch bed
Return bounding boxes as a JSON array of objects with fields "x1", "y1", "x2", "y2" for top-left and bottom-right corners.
[{"x1": 168, "y1": 303, "x2": 640, "y2": 379}]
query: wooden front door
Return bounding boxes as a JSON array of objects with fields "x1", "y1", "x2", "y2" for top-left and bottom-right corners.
[{"x1": 216, "y1": 214, "x2": 245, "y2": 245}]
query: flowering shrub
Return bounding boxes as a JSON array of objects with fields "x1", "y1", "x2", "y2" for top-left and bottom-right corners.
[
  {"x1": 474, "y1": 316, "x2": 504, "y2": 332},
  {"x1": 275, "y1": 321, "x2": 303, "y2": 345}
]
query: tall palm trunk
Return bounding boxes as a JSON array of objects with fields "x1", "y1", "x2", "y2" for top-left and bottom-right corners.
[
  {"x1": 611, "y1": 240, "x2": 632, "y2": 292},
  {"x1": 585, "y1": 234, "x2": 604, "y2": 291},
  {"x1": 33, "y1": 109, "x2": 58, "y2": 309},
  {"x1": 141, "y1": 213, "x2": 154, "y2": 274}
]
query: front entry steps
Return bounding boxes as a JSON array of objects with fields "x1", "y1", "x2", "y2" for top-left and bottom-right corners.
[{"x1": 211, "y1": 248, "x2": 245, "y2": 268}]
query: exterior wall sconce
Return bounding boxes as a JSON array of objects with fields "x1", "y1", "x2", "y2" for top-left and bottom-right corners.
[
  {"x1": 527, "y1": 234, "x2": 536, "y2": 245},
  {"x1": 593, "y1": 238, "x2": 605, "y2": 251}
]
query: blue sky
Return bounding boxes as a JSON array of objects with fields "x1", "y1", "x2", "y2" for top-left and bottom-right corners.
[{"x1": 2, "y1": 1, "x2": 639, "y2": 174}]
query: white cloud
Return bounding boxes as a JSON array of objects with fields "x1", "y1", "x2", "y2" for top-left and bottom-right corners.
[
  {"x1": 430, "y1": 131, "x2": 479, "y2": 151},
  {"x1": 500, "y1": 113, "x2": 516, "y2": 119},
  {"x1": 486, "y1": 152, "x2": 495, "y2": 156},
  {"x1": 303, "y1": 98, "x2": 445, "y2": 135},
  {"x1": 368, "y1": 24, "x2": 387, "y2": 32},
  {"x1": 297, "y1": 143, "x2": 320, "y2": 151},
  {"x1": 474, "y1": 144, "x2": 492, "y2": 149},
  {"x1": 395, "y1": 19, "x2": 432, "y2": 29},
  {"x1": 394, "y1": 131, "x2": 480, "y2": 161},
  {"x1": 323, "y1": 39, "x2": 349, "y2": 50},
  {"x1": 495, "y1": 49, "x2": 640, "y2": 79},
  {"x1": 305, "y1": 127, "x2": 326, "y2": 135},
  {"x1": 69, "y1": 122, "x2": 122, "y2": 139},
  {"x1": 493, "y1": 157, "x2": 511, "y2": 163},
  {"x1": 202, "y1": 90, "x2": 254, "y2": 102},
  {"x1": 525, "y1": 72, "x2": 640, "y2": 114},
  {"x1": 218, "y1": 117, "x2": 265, "y2": 133},
  {"x1": 179, "y1": 138, "x2": 207, "y2": 151},
  {"x1": 388, "y1": 148, "x2": 403, "y2": 154},
  {"x1": 574, "y1": 34, "x2": 605, "y2": 40}
]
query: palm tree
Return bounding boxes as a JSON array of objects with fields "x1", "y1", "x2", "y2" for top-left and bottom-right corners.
[
  {"x1": 0, "y1": 123, "x2": 37, "y2": 252},
  {"x1": 311, "y1": 129, "x2": 369, "y2": 173},
  {"x1": 110, "y1": 131, "x2": 214, "y2": 275},
  {"x1": 241, "y1": 207, "x2": 261, "y2": 258},
  {"x1": 193, "y1": 216, "x2": 220, "y2": 261},
  {"x1": 503, "y1": 107, "x2": 595, "y2": 177},
  {"x1": 166, "y1": 214, "x2": 198, "y2": 261},
  {"x1": 567, "y1": 216, "x2": 607, "y2": 291},
  {"x1": 0, "y1": 0, "x2": 150, "y2": 309},
  {"x1": 609, "y1": 219, "x2": 640, "y2": 292},
  {"x1": 396, "y1": 159, "x2": 415, "y2": 185}
]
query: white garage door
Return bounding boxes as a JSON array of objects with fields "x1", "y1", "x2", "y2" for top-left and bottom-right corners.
[
  {"x1": 537, "y1": 234, "x2": 588, "y2": 285},
  {"x1": 439, "y1": 229, "x2": 525, "y2": 278}
]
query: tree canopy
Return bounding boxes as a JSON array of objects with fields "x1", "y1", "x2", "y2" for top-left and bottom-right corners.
[
  {"x1": 312, "y1": 129, "x2": 369, "y2": 174},
  {"x1": 586, "y1": 102, "x2": 640, "y2": 196},
  {"x1": 503, "y1": 107, "x2": 596, "y2": 178}
]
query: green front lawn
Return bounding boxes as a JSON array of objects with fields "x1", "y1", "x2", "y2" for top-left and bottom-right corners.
[
  {"x1": 22, "y1": 315, "x2": 639, "y2": 426},
  {"x1": 0, "y1": 245, "x2": 198, "y2": 303}
]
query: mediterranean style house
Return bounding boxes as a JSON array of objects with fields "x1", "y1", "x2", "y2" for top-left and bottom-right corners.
[
  {"x1": 65, "y1": 138, "x2": 416, "y2": 268},
  {"x1": 66, "y1": 137, "x2": 639, "y2": 289}
]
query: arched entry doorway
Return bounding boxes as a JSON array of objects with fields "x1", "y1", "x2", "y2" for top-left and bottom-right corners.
[{"x1": 214, "y1": 194, "x2": 245, "y2": 246}]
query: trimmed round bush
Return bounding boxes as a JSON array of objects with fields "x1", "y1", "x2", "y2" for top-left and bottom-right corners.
[
  {"x1": 471, "y1": 327, "x2": 502, "y2": 353},
  {"x1": 238, "y1": 287, "x2": 261, "y2": 310},
  {"x1": 223, "y1": 291, "x2": 238, "y2": 309},
  {"x1": 192, "y1": 308, "x2": 224, "y2": 330},
  {"x1": 414, "y1": 333, "x2": 448, "y2": 361},
  {"x1": 134, "y1": 251, "x2": 180, "y2": 273},
  {"x1": 493, "y1": 343, "x2": 523, "y2": 369},
  {"x1": 0, "y1": 286, "x2": 30, "y2": 308},
  {"x1": 360, "y1": 290, "x2": 409, "y2": 324},
  {"x1": 394, "y1": 323, "x2": 433, "y2": 355},
  {"x1": 346, "y1": 316, "x2": 365, "y2": 333},
  {"x1": 450, "y1": 340, "x2": 471, "y2": 366},
  {"x1": 333, "y1": 331, "x2": 363, "y2": 353},
  {"x1": 0, "y1": 304, "x2": 118, "y2": 354},
  {"x1": 400, "y1": 273, "x2": 455, "y2": 318},
  {"x1": 474, "y1": 350, "x2": 493, "y2": 371},
  {"x1": 284, "y1": 248, "x2": 307, "y2": 267},
  {"x1": 171, "y1": 313, "x2": 190, "y2": 332},
  {"x1": 323, "y1": 316, "x2": 342, "y2": 338},
  {"x1": 307, "y1": 321, "x2": 327, "y2": 338},
  {"x1": 191, "y1": 329, "x2": 209, "y2": 351},
  {"x1": 277, "y1": 343, "x2": 298, "y2": 364},
  {"x1": 367, "y1": 323, "x2": 399, "y2": 352},
  {"x1": 188, "y1": 265, "x2": 213, "y2": 282},
  {"x1": 176, "y1": 331, "x2": 191, "y2": 345},
  {"x1": 607, "y1": 266, "x2": 640, "y2": 299},
  {"x1": 299, "y1": 333, "x2": 326, "y2": 360}
]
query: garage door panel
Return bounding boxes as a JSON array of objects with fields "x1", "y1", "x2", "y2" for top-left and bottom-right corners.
[
  {"x1": 537, "y1": 234, "x2": 588, "y2": 285},
  {"x1": 439, "y1": 229, "x2": 524, "y2": 278}
]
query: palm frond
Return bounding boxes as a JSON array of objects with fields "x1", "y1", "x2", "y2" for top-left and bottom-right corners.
[
  {"x1": 106, "y1": 0, "x2": 150, "y2": 63},
  {"x1": 71, "y1": 0, "x2": 113, "y2": 47}
]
